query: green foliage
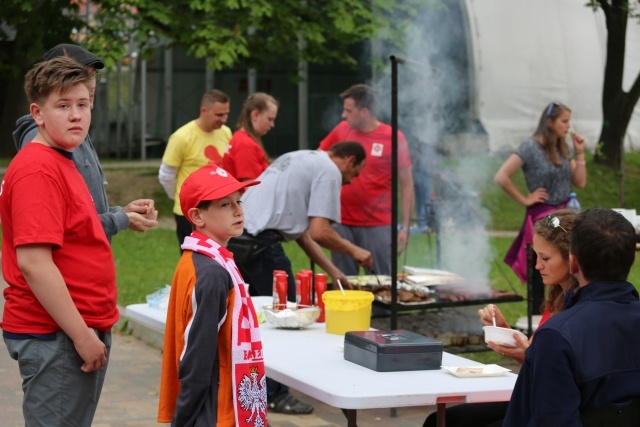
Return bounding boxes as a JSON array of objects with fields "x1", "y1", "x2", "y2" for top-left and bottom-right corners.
[
  {"x1": 0, "y1": 0, "x2": 431, "y2": 75},
  {"x1": 0, "y1": 0, "x2": 85, "y2": 77},
  {"x1": 78, "y1": 0, "x2": 425, "y2": 72},
  {"x1": 587, "y1": 0, "x2": 640, "y2": 18}
]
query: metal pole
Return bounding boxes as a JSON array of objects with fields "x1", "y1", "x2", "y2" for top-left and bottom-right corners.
[
  {"x1": 164, "y1": 47, "x2": 173, "y2": 142},
  {"x1": 205, "y1": 65, "x2": 214, "y2": 90},
  {"x1": 127, "y1": 41, "x2": 136, "y2": 159},
  {"x1": 298, "y1": 34, "x2": 308, "y2": 149},
  {"x1": 140, "y1": 59, "x2": 147, "y2": 160},
  {"x1": 115, "y1": 62, "x2": 122, "y2": 157},
  {"x1": 248, "y1": 27, "x2": 257, "y2": 94},
  {"x1": 389, "y1": 55, "x2": 404, "y2": 330}
]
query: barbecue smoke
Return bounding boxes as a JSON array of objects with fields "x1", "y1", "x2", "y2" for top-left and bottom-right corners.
[{"x1": 370, "y1": 1, "x2": 495, "y2": 291}]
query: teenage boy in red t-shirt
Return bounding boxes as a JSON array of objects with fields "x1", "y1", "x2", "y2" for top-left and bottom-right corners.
[{"x1": 0, "y1": 56, "x2": 118, "y2": 427}]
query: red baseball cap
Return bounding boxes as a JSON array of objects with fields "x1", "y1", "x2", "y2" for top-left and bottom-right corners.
[{"x1": 180, "y1": 165, "x2": 259, "y2": 221}]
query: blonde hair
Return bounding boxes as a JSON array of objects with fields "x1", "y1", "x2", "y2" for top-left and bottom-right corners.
[
  {"x1": 25, "y1": 56, "x2": 91, "y2": 104},
  {"x1": 236, "y1": 92, "x2": 278, "y2": 142}
]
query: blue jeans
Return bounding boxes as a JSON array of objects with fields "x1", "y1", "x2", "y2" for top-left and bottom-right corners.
[
  {"x1": 174, "y1": 214, "x2": 193, "y2": 253},
  {"x1": 236, "y1": 230, "x2": 296, "y2": 302}
]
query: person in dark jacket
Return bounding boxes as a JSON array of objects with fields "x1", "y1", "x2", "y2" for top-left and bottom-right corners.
[
  {"x1": 504, "y1": 207, "x2": 640, "y2": 426},
  {"x1": 13, "y1": 43, "x2": 158, "y2": 241}
]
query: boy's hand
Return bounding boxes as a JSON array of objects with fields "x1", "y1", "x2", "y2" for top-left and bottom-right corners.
[{"x1": 74, "y1": 328, "x2": 108, "y2": 372}]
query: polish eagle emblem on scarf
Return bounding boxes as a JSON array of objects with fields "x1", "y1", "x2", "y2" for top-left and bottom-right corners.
[{"x1": 238, "y1": 366, "x2": 268, "y2": 426}]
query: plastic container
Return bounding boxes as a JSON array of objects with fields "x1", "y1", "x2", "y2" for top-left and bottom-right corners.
[
  {"x1": 263, "y1": 304, "x2": 320, "y2": 329},
  {"x1": 483, "y1": 326, "x2": 528, "y2": 347},
  {"x1": 567, "y1": 192, "x2": 581, "y2": 212},
  {"x1": 322, "y1": 290, "x2": 374, "y2": 335}
]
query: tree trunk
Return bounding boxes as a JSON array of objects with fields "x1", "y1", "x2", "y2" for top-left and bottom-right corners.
[{"x1": 593, "y1": 0, "x2": 640, "y2": 171}]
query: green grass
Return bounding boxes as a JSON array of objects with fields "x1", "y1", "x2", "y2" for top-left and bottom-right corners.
[
  {"x1": 111, "y1": 152, "x2": 640, "y2": 307},
  {"x1": 112, "y1": 228, "x2": 180, "y2": 306},
  {"x1": 484, "y1": 151, "x2": 640, "y2": 229},
  {"x1": 85, "y1": 151, "x2": 640, "y2": 363}
]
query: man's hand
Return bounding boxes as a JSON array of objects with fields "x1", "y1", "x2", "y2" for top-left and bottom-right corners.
[
  {"x1": 124, "y1": 199, "x2": 158, "y2": 232},
  {"x1": 330, "y1": 272, "x2": 353, "y2": 290},
  {"x1": 127, "y1": 212, "x2": 158, "y2": 232},
  {"x1": 397, "y1": 228, "x2": 409, "y2": 255},
  {"x1": 124, "y1": 199, "x2": 156, "y2": 217},
  {"x1": 352, "y1": 247, "x2": 373, "y2": 271}
]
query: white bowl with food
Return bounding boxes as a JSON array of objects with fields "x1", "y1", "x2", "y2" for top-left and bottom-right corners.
[
  {"x1": 263, "y1": 305, "x2": 320, "y2": 329},
  {"x1": 483, "y1": 326, "x2": 528, "y2": 347}
]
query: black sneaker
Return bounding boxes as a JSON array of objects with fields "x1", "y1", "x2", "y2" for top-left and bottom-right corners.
[{"x1": 267, "y1": 392, "x2": 314, "y2": 414}]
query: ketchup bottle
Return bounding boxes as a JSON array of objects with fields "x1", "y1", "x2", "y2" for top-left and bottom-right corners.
[
  {"x1": 297, "y1": 271, "x2": 312, "y2": 306},
  {"x1": 315, "y1": 273, "x2": 327, "y2": 322},
  {"x1": 273, "y1": 270, "x2": 287, "y2": 310}
]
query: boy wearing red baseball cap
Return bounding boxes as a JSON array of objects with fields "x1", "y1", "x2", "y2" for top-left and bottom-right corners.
[{"x1": 158, "y1": 165, "x2": 267, "y2": 426}]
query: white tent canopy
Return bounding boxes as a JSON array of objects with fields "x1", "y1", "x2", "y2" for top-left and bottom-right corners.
[{"x1": 464, "y1": 0, "x2": 640, "y2": 153}]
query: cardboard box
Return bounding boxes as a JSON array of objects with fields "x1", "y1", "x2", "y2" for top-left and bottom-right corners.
[{"x1": 344, "y1": 330, "x2": 443, "y2": 372}]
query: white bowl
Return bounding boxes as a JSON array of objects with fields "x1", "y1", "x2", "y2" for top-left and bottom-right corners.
[
  {"x1": 483, "y1": 326, "x2": 528, "y2": 347},
  {"x1": 263, "y1": 305, "x2": 320, "y2": 329}
]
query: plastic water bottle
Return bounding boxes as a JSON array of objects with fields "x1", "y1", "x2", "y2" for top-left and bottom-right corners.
[{"x1": 567, "y1": 192, "x2": 581, "y2": 213}]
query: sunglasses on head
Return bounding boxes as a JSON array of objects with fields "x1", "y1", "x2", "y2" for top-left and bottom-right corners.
[
  {"x1": 546, "y1": 215, "x2": 567, "y2": 233},
  {"x1": 546, "y1": 101, "x2": 559, "y2": 117}
]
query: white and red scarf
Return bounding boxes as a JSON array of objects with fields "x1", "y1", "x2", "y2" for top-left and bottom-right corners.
[{"x1": 182, "y1": 231, "x2": 267, "y2": 426}]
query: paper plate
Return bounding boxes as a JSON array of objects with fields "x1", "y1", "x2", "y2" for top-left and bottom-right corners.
[{"x1": 442, "y1": 364, "x2": 511, "y2": 378}]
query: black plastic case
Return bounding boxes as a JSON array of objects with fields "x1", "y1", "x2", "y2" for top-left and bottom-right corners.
[{"x1": 344, "y1": 330, "x2": 443, "y2": 372}]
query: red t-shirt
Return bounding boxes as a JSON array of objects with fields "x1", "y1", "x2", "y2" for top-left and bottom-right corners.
[
  {"x1": 222, "y1": 129, "x2": 268, "y2": 181},
  {"x1": 319, "y1": 121, "x2": 412, "y2": 226},
  {"x1": 0, "y1": 144, "x2": 118, "y2": 334}
]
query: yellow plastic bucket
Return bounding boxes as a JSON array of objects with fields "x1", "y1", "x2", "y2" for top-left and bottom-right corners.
[{"x1": 322, "y1": 290, "x2": 374, "y2": 335}]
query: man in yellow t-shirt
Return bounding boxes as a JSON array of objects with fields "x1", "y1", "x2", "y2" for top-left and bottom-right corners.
[{"x1": 158, "y1": 89, "x2": 232, "y2": 249}]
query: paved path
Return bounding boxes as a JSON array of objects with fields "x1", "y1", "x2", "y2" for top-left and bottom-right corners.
[
  {"x1": 1, "y1": 280, "x2": 434, "y2": 426},
  {"x1": 0, "y1": 330, "x2": 433, "y2": 427}
]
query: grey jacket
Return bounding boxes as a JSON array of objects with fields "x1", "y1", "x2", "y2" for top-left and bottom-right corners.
[{"x1": 13, "y1": 115, "x2": 129, "y2": 242}]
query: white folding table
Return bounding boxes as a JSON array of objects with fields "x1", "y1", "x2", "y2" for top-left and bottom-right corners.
[
  {"x1": 125, "y1": 298, "x2": 517, "y2": 427},
  {"x1": 257, "y1": 301, "x2": 517, "y2": 427}
]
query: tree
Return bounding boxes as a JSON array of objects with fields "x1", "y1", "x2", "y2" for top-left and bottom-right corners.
[
  {"x1": 86, "y1": 0, "x2": 408, "y2": 71},
  {"x1": 0, "y1": 0, "x2": 417, "y2": 157},
  {"x1": 588, "y1": 0, "x2": 640, "y2": 170},
  {"x1": 0, "y1": 0, "x2": 85, "y2": 157}
]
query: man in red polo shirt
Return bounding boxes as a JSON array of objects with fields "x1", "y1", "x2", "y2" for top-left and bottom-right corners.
[{"x1": 319, "y1": 84, "x2": 414, "y2": 276}]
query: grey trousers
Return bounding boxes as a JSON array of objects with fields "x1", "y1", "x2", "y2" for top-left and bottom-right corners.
[
  {"x1": 4, "y1": 330, "x2": 111, "y2": 427},
  {"x1": 331, "y1": 223, "x2": 392, "y2": 275}
]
